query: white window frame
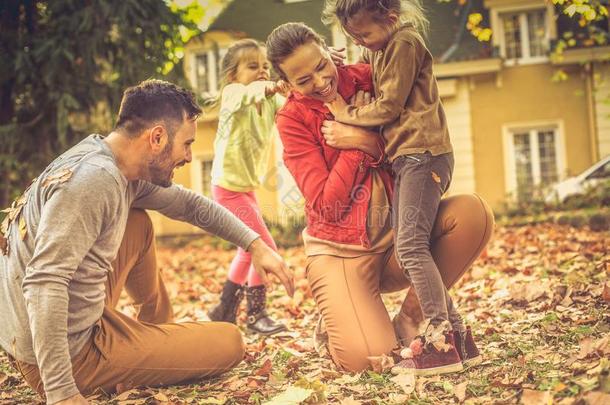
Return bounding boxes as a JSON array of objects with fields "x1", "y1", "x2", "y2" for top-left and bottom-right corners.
[
  {"x1": 502, "y1": 120, "x2": 567, "y2": 198},
  {"x1": 191, "y1": 49, "x2": 219, "y2": 95},
  {"x1": 490, "y1": 2, "x2": 554, "y2": 66},
  {"x1": 190, "y1": 153, "x2": 215, "y2": 197}
]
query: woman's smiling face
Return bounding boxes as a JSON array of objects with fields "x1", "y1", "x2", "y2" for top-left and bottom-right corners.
[{"x1": 279, "y1": 41, "x2": 339, "y2": 103}]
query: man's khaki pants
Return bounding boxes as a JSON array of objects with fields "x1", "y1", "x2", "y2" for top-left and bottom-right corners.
[
  {"x1": 14, "y1": 209, "x2": 245, "y2": 400},
  {"x1": 307, "y1": 194, "x2": 494, "y2": 372}
]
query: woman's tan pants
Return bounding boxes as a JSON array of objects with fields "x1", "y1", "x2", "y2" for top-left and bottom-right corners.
[
  {"x1": 15, "y1": 209, "x2": 245, "y2": 400},
  {"x1": 306, "y1": 194, "x2": 494, "y2": 372}
]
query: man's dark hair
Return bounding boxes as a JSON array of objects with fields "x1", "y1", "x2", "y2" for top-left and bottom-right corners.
[{"x1": 114, "y1": 79, "x2": 202, "y2": 138}]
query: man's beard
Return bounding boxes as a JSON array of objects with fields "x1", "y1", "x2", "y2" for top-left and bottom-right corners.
[{"x1": 148, "y1": 142, "x2": 174, "y2": 188}]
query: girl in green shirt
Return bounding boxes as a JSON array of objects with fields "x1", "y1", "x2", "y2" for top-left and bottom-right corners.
[{"x1": 208, "y1": 39, "x2": 289, "y2": 336}]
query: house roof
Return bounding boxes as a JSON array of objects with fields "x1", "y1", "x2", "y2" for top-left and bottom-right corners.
[
  {"x1": 208, "y1": 0, "x2": 331, "y2": 43},
  {"x1": 204, "y1": 0, "x2": 609, "y2": 64},
  {"x1": 206, "y1": 0, "x2": 493, "y2": 63},
  {"x1": 427, "y1": 0, "x2": 494, "y2": 62}
]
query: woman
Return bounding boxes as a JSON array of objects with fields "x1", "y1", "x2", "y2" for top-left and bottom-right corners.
[{"x1": 266, "y1": 22, "x2": 494, "y2": 372}]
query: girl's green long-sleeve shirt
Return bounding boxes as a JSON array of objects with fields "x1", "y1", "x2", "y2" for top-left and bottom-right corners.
[{"x1": 211, "y1": 81, "x2": 285, "y2": 192}]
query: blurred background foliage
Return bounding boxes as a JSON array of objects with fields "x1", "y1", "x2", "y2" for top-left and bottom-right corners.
[
  {"x1": 0, "y1": 0, "x2": 231, "y2": 208},
  {"x1": 0, "y1": 0, "x2": 607, "y2": 211}
]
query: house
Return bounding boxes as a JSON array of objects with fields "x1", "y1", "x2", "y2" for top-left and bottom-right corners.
[{"x1": 150, "y1": 0, "x2": 609, "y2": 236}]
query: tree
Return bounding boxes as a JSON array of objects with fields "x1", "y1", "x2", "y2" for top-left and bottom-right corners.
[{"x1": 0, "y1": 0, "x2": 200, "y2": 208}]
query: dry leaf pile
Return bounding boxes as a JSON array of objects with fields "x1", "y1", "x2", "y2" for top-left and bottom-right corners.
[{"x1": 0, "y1": 223, "x2": 607, "y2": 404}]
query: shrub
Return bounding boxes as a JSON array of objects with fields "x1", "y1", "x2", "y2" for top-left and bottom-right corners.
[
  {"x1": 569, "y1": 215, "x2": 587, "y2": 228},
  {"x1": 589, "y1": 213, "x2": 610, "y2": 232}
]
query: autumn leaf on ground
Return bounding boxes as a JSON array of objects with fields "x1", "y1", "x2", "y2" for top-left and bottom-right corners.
[
  {"x1": 520, "y1": 389, "x2": 552, "y2": 405},
  {"x1": 1, "y1": 221, "x2": 608, "y2": 404},
  {"x1": 602, "y1": 281, "x2": 610, "y2": 303},
  {"x1": 390, "y1": 372, "x2": 415, "y2": 394},
  {"x1": 263, "y1": 386, "x2": 313, "y2": 405},
  {"x1": 578, "y1": 335, "x2": 610, "y2": 359},
  {"x1": 454, "y1": 381, "x2": 468, "y2": 403},
  {"x1": 367, "y1": 353, "x2": 394, "y2": 373}
]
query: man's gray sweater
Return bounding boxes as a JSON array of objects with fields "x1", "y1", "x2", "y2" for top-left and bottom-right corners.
[{"x1": 0, "y1": 135, "x2": 259, "y2": 403}]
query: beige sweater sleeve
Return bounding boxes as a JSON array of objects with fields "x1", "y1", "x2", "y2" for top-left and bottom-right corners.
[{"x1": 334, "y1": 38, "x2": 423, "y2": 127}]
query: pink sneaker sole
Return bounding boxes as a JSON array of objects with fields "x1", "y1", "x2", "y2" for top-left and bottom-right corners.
[
  {"x1": 463, "y1": 354, "x2": 482, "y2": 367},
  {"x1": 415, "y1": 361, "x2": 463, "y2": 376}
]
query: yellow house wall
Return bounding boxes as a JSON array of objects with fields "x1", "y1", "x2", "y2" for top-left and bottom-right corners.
[
  {"x1": 150, "y1": 115, "x2": 282, "y2": 236},
  {"x1": 469, "y1": 63, "x2": 593, "y2": 208}
]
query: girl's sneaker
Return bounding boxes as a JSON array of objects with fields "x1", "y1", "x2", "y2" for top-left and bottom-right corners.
[
  {"x1": 454, "y1": 326, "x2": 482, "y2": 366},
  {"x1": 395, "y1": 332, "x2": 463, "y2": 376}
]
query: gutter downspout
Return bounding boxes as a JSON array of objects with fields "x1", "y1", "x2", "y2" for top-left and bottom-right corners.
[{"x1": 585, "y1": 62, "x2": 600, "y2": 163}]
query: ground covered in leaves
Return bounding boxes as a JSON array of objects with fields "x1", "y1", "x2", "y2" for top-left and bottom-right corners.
[{"x1": 1, "y1": 222, "x2": 608, "y2": 404}]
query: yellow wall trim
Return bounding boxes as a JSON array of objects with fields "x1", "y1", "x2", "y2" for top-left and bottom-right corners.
[
  {"x1": 484, "y1": 0, "x2": 545, "y2": 9},
  {"x1": 552, "y1": 46, "x2": 610, "y2": 65},
  {"x1": 435, "y1": 58, "x2": 502, "y2": 78}
]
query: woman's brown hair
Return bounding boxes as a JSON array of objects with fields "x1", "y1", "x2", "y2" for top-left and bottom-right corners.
[{"x1": 266, "y1": 22, "x2": 327, "y2": 81}]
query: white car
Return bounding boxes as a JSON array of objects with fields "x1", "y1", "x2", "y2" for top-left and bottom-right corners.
[{"x1": 545, "y1": 156, "x2": 610, "y2": 204}]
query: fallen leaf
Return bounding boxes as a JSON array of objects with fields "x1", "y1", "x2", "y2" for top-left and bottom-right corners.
[
  {"x1": 18, "y1": 215, "x2": 26, "y2": 241},
  {"x1": 520, "y1": 389, "x2": 552, "y2": 405},
  {"x1": 339, "y1": 397, "x2": 362, "y2": 405},
  {"x1": 367, "y1": 353, "x2": 394, "y2": 373},
  {"x1": 200, "y1": 398, "x2": 225, "y2": 405},
  {"x1": 578, "y1": 335, "x2": 610, "y2": 359},
  {"x1": 256, "y1": 358, "x2": 273, "y2": 377},
  {"x1": 153, "y1": 392, "x2": 169, "y2": 402},
  {"x1": 602, "y1": 281, "x2": 610, "y2": 303},
  {"x1": 263, "y1": 386, "x2": 313, "y2": 405},
  {"x1": 509, "y1": 282, "x2": 547, "y2": 303},
  {"x1": 584, "y1": 391, "x2": 610, "y2": 404},
  {"x1": 41, "y1": 168, "x2": 73, "y2": 188},
  {"x1": 454, "y1": 381, "x2": 468, "y2": 402},
  {"x1": 431, "y1": 171, "x2": 441, "y2": 184},
  {"x1": 0, "y1": 372, "x2": 7, "y2": 386},
  {"x1": 0, "y1": 232, "x2": 7, "y2": 256},
  {"x1": 114, "y1": 388, "x2": 139, "y2": 401},
  {"x1": 390, "y1": 372, "x2": 416, "y2": 394}
]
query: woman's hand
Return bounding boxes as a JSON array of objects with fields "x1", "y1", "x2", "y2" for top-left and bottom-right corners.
[
  {"x1": 328, "y1": 47, "x2": 346, "y2": 66},
  {"x1": 325, "y1": 94, "x2": 349, "y2": 118}
]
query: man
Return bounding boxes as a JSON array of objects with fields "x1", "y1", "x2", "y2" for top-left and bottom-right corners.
[{"x1": 0, "y1": 79, "x2": 294, "y2": 405}]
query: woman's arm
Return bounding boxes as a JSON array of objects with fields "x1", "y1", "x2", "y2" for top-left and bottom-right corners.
[{"x1": 276, "y1": 112, "x2": 376, "y2": 223}]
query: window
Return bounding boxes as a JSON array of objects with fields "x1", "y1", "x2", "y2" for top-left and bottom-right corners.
[
  {"x1": 216, "y1": 47, "x2": 228, "y2": 87},
  {"x1": 500, "y1": 8, "x2": 549, "y2": 62},
  {"x1": 195, "y1": 53, "x2": 209, "y2": 94},
  {"x1": 193, "y1": 49, "x2": 220, "y2": 95},
  {"x1": 200, "y1": 159, "x2": 213, "y2": 197},
  {"x1": 504, "y1": 125, "x2": 564, "y2": 199},
  {"x1": 190, "y1": 156, "x2": 214, "y2": 198}
]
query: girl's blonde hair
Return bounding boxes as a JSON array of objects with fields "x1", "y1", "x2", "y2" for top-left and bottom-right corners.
[
  {"x1": 219, "y1": 38, "x2": 266, "y2": 90},
  {"x1": 322, "y1": 0, "x2": 429, "y2": 37}
]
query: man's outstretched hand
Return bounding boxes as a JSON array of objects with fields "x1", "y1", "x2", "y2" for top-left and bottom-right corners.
[{"x1": 248, "y1": 238, "x2": 294, "y2": 297}]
